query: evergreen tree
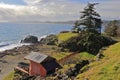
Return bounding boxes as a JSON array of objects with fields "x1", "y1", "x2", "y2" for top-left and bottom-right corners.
[{"x1": 73, "y1": 3, "x2": 102, "y2": 34}]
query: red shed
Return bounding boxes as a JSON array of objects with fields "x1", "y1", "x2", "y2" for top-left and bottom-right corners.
[{"x1": 24, "y1": 52, "x2": 60, "y2": 77}]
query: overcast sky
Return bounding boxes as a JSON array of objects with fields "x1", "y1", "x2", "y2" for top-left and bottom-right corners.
[{"x1": 0, "y1": 0, "x2": 119, "y2": 22}]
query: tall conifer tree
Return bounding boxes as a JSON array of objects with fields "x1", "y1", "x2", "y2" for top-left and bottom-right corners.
[{"x1": 74, "y1": 3, "x2": 102, "y2": 34}]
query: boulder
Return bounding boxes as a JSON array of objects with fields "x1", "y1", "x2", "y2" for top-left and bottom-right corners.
[
  {"x1": 96, "y1": 53, "x2": 104, "y2": 61},
  {"x1": 21, "y1": 35, "x2": 38, "y2": 43}
]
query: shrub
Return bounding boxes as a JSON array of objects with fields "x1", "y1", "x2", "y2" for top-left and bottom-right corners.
[
  {"x1": 59, "y1": 31, "x2": 116, "y2": 55},
  {"x1": 60, "y1": 31, "x2": 70, "y2": 33},
  {"x1": 59, "y1": 36, "x2": 84, "y2": 52}
]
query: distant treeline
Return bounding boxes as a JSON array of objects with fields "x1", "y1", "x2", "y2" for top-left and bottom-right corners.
[{"x1": 104, "y1": 20, "x2": 120, "y2": 37}]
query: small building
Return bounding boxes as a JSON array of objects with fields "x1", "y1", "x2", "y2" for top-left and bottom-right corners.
[{"x1": 24, "y1": 52, "x2": 60, "y2": 77}]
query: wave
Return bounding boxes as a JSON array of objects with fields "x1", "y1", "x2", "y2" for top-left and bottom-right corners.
[
  {"x1": 38, "y1": 33, "x2": 56, "y2": 40},
  {"x1": 0, "y1": 34, "x2": 51, "y2": 52},
  {"x1": 0, "y1": 42, "x2": 30, "y2": 52},
  {"x1": 39, "y1": 35, "x2": 47, "y2": 40},
  {"x1": 0, "y1": 42, "x2": 10, "y2": 47}
]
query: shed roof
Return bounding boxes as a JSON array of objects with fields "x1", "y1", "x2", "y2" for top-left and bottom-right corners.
[{"x1": 24, "y1": 52, "x2": 49, "y2": 63}]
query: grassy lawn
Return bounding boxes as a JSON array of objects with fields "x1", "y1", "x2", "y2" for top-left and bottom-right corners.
[
  {"x1": 76, "y1": 42, "x2": 120, "y2": 80},
  {"x1": 2, "y1": 72, "x2": 14, "y2": 80},
  {"x1": 76, "y1": 52, "x2": 95, "y2": 60},
  {"x1": 57, "y1": 32, "x2": 78, "y2": 42}
]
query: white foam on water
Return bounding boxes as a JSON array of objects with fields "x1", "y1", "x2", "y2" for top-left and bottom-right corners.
[
  {"x1": 0, "y1": 34, "x2": 50, "y2": 52},
  {"x1": 38, "y1": 35, "x2": 47, "y2": 41},
  {"x1": 0, "y1": 42, "x2": 30, "y2": 52},
  {"x1": 38, "y1": 33, "x2": 55, "y2": 41}
]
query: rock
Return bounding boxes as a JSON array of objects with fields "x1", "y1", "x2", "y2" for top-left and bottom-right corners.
[
  {"x1": 21, "y1": 35, "x2": 38, "y2": 43},
  {"x1": 96, "y1": 53, "x2": 104, "y2": 61}
]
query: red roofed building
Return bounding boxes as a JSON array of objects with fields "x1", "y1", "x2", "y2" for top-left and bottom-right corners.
[{"x1": 24, "y1": 52, "x2": 60, "y2": 77}]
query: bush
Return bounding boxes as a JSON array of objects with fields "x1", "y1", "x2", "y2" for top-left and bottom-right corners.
[
  {"x1": 59, "y1": 31, "x2": 116, "y2": 55},
  {"x1": 59, "y1": 36, "x2": 84, "y2": 52}
]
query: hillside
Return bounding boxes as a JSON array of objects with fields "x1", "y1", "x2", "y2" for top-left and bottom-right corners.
[
  {"x1": 1, "y1": 32, "x2": 118, "y2": 80},
  {"x1": 77, "y1": 42, "x2": 120, "y2": 80}
]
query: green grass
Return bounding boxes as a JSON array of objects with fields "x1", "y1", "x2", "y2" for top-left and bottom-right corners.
[
  {"x1": 77, "y1": 52, "x2": 95, "y2": 60},
  {"x1": 57, "y1": 32, "x2": 78, "y2": 42},
  {"x1": 2, "y1": 72, "x2": 14, "y2": 80},
  {"x1": 76, "y1": 42, "x2": 120, "y2": 80}
]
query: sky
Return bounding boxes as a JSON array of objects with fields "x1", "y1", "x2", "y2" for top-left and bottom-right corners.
[{"x1": 0, "y1": 0, "x2": 119, "y2": 22}]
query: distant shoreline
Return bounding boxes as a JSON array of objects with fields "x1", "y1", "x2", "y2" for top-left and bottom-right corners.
[
  {"x1": 0, "y1": 21, "x2": 74, "y2": 25},
  {"x1": 0, "y1": 20, "x2": 115, "y2": 27}
]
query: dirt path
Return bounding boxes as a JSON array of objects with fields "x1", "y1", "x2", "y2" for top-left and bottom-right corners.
[
  {"x1": 58, "y1": 52, "x2": 78, "y2": 65},
  {"x1": 0, "y1": 54, "x2": 28, "y2": 80}
]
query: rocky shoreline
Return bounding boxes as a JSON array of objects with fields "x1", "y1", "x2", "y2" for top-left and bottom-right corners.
[
  {"x1": 0, "y1": 41, "x2": 56, "y2": 79},
  {"x1": 0, "y1": 35, "x2": 48, "y2": 58},
  {"x1": 0, "y1": 43, "x2": 52, "y2": 58},
  {"x1": 0, "y1": 44, "x2": 54, "y2": 80}
]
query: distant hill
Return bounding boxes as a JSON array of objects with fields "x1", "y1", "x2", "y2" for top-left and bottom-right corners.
[
  {"x1": 42, "y1": 20, "x2": 75, "y2": 25},
  {"x1": 43, "y1": 20, "x2": 120, "y2": 26},
  {"x1": 6, "y1": 20, "x2": 120, "y2": 26}
]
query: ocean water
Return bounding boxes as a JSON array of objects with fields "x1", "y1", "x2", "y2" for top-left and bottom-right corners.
[{"x1": 0, "y1": 22, "x2": 72, "y2": 52}]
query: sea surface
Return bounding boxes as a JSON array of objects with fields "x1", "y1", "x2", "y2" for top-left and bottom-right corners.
[{"x1": 0, "y1": 22, "x2": 72, "y2": 52}]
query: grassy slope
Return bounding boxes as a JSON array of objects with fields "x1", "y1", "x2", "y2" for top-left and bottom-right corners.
[
  {"x1": 76, "y1": 52, "x2": 95, "y2": 60},
  {"x1": 57, "y1": 32, "x2": 78, "y2": 41},
  {"x1": 77, "y1": 42, "x2": 120, "y2": 80}
]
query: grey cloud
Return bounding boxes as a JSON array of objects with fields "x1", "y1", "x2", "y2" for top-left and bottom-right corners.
[
  {"x1": 0, "y1": 0, "x2": 84, "y2": 22},
  {"x1": 0, "y1": 0, "x2": 120, "y2": 22}
]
